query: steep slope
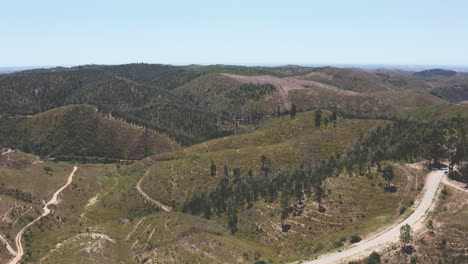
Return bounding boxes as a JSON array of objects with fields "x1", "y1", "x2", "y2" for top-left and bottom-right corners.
[{"x1": 0, "y1": 105, "x2": 180, "y2": 160}]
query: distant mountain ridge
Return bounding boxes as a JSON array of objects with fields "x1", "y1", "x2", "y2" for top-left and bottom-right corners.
[{"x1": 413, "y1": 68, "x2": 457, "y2": 78}]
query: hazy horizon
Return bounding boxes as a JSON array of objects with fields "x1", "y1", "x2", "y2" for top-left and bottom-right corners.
[
  {"x1": 1, "y1": 0, "x2": 467, "y2": 67},
  {"x1": 1, "y1": 63, "x2": 468, "y2": 75}
]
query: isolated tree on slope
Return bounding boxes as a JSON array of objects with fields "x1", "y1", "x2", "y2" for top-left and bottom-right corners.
[
  {"x1": 233, "y1": 168, "x2": 241, "y2": 184},
  {"x1": 210, "y1": 160, "x2": 217, "y2": 177},
  {"x1": 331, "y1": 111, "x2": 337, "y2": 122},
  {"x1": 400, "y1": 224, "x2": 413, "y2": 253},
  {"x1": 315, "y1": 110, "x2": 322, "y2": 127},
  {"x1": 315, "y1": 185, "x2": 325, "y2": 212},
  {"x1": 290, "y1": 104, "x2": 297, "y2": 118},
  {"x1": 382, "y1": 165, "x2": 394, "y2": 190}
]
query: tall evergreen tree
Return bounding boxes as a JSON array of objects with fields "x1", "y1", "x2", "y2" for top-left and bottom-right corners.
[
  {"x1": 233, "y1": 168, "x2": 241, "y2": 184},
  {"x1": 210, "y1": 160, "x2": 217, "y2": 177},
  {"x1": 400, "y1": 224, "x2": 413, "y2": 252},
  {"x1": 331, "y1": 111, "x2": 337, "y2": 121},
  {"x1": 315, "y1": 110, "x2": 322, "y2": 127},
  {"x1": 290, "y1": 104, "x2": 297, "y2": 118},
  {"x1": 382, "y1": 165, "x2": 394, "y2": 190}
]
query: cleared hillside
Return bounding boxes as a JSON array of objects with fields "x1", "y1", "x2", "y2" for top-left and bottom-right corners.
[{"x1": 296, "y1": 67, "x2": 433, "y2": 93}]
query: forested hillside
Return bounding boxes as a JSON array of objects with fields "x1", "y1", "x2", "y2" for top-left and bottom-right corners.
[
  {"x1": 1, "y1": 63, "x2": 467, "y2": 153},
  {"x1": 0, "y1": 65, "x2": 231, "y2": 144},
  {"x1": 0, "y1": 105, "x2": 180, "y2": 160},
  {"x1": 430, "y1": 86, "x2": 468, "y2": 103}
]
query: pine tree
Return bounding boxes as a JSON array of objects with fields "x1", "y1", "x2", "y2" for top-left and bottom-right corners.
[
  {"x1": 315, "y1": 110, "x2": 322, "y2": 127},
  {"x1": 400, "y1": 224, "x2": 413, "y2": 252},
  {"x1": 227, "y1": 200, "x2": 238, "y2": 234},
  {"x1": 290, "y1": 104, "x2": 297, "y2": 118},
  {"x1": 382, "y1": 165, "x2": 394, "y2": 190},
  {"x1": 210, "y1": 160, "x2": 217, "y2": 177}
]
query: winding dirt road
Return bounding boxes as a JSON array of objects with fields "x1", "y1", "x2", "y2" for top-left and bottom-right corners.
[
  {"x1": 136, "y1": 168, "x2": 172, "y2": 212},
  {"x1": 302, "y1": 169, "x2": 444, "y2": 264},
  {"x1": 7, "y1": 166, "x2": 78, "y2": 264},
  {"x1": 1, "y1": 149, "x2": 13, "y2": 155}
]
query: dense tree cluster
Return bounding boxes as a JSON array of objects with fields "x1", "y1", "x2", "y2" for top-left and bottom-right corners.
[
  {"x1": 0, "y1": 65, "x2": 233, "y2": 146},
  {"x1": 0, "y1": 186, "x2": 37, "y2": 203},
  {"x1": 225, "y1": 83, "x2": 276, "y2": 106},
  {"x1": 0, "y1": 105, "x2": 180, "y2": 160}
]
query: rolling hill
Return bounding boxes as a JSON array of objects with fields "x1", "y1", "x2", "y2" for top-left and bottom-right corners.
[
  {"x1": 413, "y1": 69, "x2": 457, "y2": 78},
  {"x1": 0, "y1": 105, "x2": 180, "y2": 160},
  {"x1": 0, "y1": 65, "x2": 230, "y2": 145}
]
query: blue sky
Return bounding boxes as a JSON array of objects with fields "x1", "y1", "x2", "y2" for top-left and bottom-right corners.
[{"x1": 1, "y1": 0, "x2": 467, "y2": 66}]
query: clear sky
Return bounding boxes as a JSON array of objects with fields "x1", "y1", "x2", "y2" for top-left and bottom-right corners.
[{"x1": 1, "y1": 0, "x2": 468, "y2": 67}]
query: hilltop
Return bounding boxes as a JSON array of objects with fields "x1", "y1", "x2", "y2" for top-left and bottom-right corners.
[
  {"x1": 0, "y1": 64, "x2": 228, "y2": 145},
  {"x1": 413, "y1": 68, "x2": 457, "y2": 78},
  {"x1": 0, "y1": 105, "x2": 180, "y2": 160}
]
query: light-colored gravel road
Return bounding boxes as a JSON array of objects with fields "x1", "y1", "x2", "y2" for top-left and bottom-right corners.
[
  {"x1": 0, "y1": 233, "x2": 16, "y2": 256},
  {"x1": 1, "y1": 149, "x2": 13, "y2": 155},
  {"x1": 136, "y1": 168, "x2": 172, "y2": 212},
  {"x1": 8, "y1": 166, "x2": 78, "y2": 264},
  {"x1": 302, "y1": 169, "x2": 444, "y2": 264}
]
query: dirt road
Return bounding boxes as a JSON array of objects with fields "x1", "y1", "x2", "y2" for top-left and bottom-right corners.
[
  {"x1": 1, "y1": 149, "x2": 13, "y2": 155},
  {"x1": 7, "y1": 166, "x2": 78, "y2": 264},
  {"x1": 442, "y1": 175, "x2": 468, "y2": 193},
  {"x1": 136, "y1": 168, "x2": 172, "y2": 212},
  {"x1": 302, "y1": 169, "x2": 444, "y2": 264},
  {"x1": 0, "y1": 233, "x2": 16, "y2": 256}
]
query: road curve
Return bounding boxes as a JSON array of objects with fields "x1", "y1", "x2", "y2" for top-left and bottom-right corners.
[
  {"x1": 1, "y1": 149, "x2": 13, "y2": 155},
  {"x1": 302, "y1": 169, "x2": 444, "y2": 264},
  {"x1": 8, "y1": 166, "x2": 78, "y2": 264},
  {"x1": 136, "y1": 168, "x2": 172, "y2": 212}
]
